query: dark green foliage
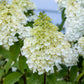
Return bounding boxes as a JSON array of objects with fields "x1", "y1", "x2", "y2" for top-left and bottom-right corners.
[
  {"x1": 0, "y1": 68, "x2": 4, "y2": 80},
  {"x1": 27, "y1": 73, "x2": 44, "y2": 84},
  {"x1": 57, "y1": 64, "x2": 68, "y2": 79},
  {"x1": 70, "y1": 66, "x2": 78, "y2": 82},
  {"x1": 0, "y1": 46, "x2": 10, "y2": 58},
  {"x1": 24, "y1": 21, "x2": 34, "y2": 28},
  {"x1": 9, "y1": 42, "x2": 20, "y2": 61},
  {"x1": 19, "y1": 56, "x2": 28, "y2": 73},
  {"x1": 3, "y1": 72, "x2": 22, "y2": 84}
]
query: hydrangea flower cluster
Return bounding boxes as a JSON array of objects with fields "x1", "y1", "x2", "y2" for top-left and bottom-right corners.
[
  {"x1": 55, "y1": 0, "x2": 76, "y2": 8},
  {"x1": 0, "y1": 0, "x2": 35, "y2": 49},
  {"x1": 22, "y1": 13, "x2": 78, "y2": 75},
  {"x1": 78, "y1": 37, "x2": 84, "y2": 57},
  {"x1": 54, "y1": 0, "x2": 68, "y2": 8},
  {"x1": 55, "y1": 0, "x2": 84, "y2": 42},
  {"x1": 65, "y1": 2, "x2": 84, "y2": 41},
  {"x1": 62, "y1": 46, "x2": 78, "y2": 67},
  {"x1": 76, "y1": 0, "x2": 84, "y2": 8},
  {"x1": 11, "y1": 0, "x2": 36, "y2": 12}
]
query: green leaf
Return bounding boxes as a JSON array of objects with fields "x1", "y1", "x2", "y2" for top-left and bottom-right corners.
[
  {"x1": 0, "y1": 68, "x2": 4, "y2": 80},
  {"x1": 12, "y1": 61, "x2": 19, "y2": 69},
  {"x1": 47, "y1": 73, "x2": 57, "y2": 84},
  {"x1": 19, "y1": 77, "x2": 24, "y2": 84},
  {"x1": 76, "y1": 71, "x2": 84, "y2": 82},
  {"x1": 24, "y1": 21, "x2": 34, "y2": 28},
  {"x1": 70, "y1": 66, "x2": 78, "y2": 82},
  {"x1": 57, "y1": 70, "x2": 68, "y2": 78},
  {"x1": 52, "y1": 81, "x2": 72, "y2": 84},
  {"x1": 27, "y1": 73, "x2": 43, "y2": 84},
  {"x1": 3, "y1": 72, "x2": 22, "y2": 84},
  {"x1": 59, "y1": 64, "x2": 68, "y2": 71},
  {"x1": 9, "y1": 42, "x2": 20, "y2": 61},
  {"x1": 57, "y1": 64, "x2": 68, "y2": 78},
  {"x1": 19, "y1": 56, "x2": 28, "y2": 73},
  {"x1": 0, "y1": 60, "x2": 5, "y2": 67},
  {"x1": 4, "y1": 59, "x2": 12, "y2": 73},
  {"x1": 0, "y1": 46, "x2": 10, "y2": 58}
]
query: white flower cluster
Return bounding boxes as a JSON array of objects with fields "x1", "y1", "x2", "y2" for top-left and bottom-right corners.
[
  {"x1": 22, "y1": 13, "x2": 78, "y2": 75},
  {"x1": 0, "y1": 0, "x2": 36, "y2": 49},
  {"x1": 55, "y1": 0, "x2": 84, "y2": 42},
  {"x1": 78, "y1": 37, "x2": 84, "y2": 58},
  {"x1": 62, "y1": 46, "x2": 78, "y2": 67},
  {"x1": 11, "y1": 0, "x2": 36, "y2": 12},
  {"x1": 54, "y1": 0, "x2": 68, "y2": 8},
  {"x1": 65, "y1": 2, "x2": 84, "y2": 41},
  {"x1": 76, "y1": 0, "x2": 84, "y2": 8}
]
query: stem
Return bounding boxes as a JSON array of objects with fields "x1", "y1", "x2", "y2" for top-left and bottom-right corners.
[
  {"x1": 44, "y1": 72, "x2": 46, "y2": 84},
  {"x1": 68, "y1": 67, "x2": 70, "y2": 81},
  {"x1": 23, "y1": 73, "x2": 26, "y2": 84},
  {"x1": 1, "y1": 77, "x2": 3, "y2": 84},
  {"x1": 79, "y1": 71, "x2": 82, "y2": 83},
  {"x1": 20, "y1": 51, "x2": 26, "y2": 84}
]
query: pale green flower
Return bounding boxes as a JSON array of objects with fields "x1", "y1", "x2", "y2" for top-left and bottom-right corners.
[{"x1": 22, "y1": 13, "x2": 74, "y2": 75}]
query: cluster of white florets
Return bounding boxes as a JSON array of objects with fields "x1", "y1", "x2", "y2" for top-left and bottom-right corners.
[
  {"x1": 0, "y1": 0, "x2": 36, "y2": 49},
  {"x1": 76, "y1": 0, "x2": 84, "y2": 8},
  {"x1": 54, "y1": 0, "x2": 68, "y2": 8},
  {"x1": 78, "y1": 37, "x2": 84, "y2": 58},
  {"x1": 22, "y1": 13, "x2": 79, "y2": 75},
  {"x1": 65, "y1": 2, "x2": 84, "y2": 41},
  {"x1": 55, "y1": 0, "x2": 84, "y2": 42},
  {"x1": 11, "y1": 0, "x2": 36, "y2": 12},
  {"x1": 62, "y1": 46, "x2": 78, "y2": 67}
]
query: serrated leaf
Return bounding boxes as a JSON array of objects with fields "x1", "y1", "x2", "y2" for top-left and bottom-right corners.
[
  {"x1": 70, "y1": 66, "x2": 78, "y2": 82},
  {"x1": 0, "y1": 68, "x2": 4, "y2": 80},
  {"x1": 3, "y1": 72, "x2": 22, "y2": 84},
  {"x1": 19, "y1": 56, "x2": 27, "y2": 73},
  {"x1": 9, "y1": 42, "x2": 20, "y2": 61}
]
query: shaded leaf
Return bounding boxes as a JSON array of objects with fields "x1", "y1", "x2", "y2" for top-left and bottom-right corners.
[
  {"x1": 9, "y1": 42, "x2": 20, "y2": 61},
  {"x1": 47, "y1": 73, "x2": 57, "y2": 84},
  {"x1": 27, "y1": 73, "x2": 43, "y2": 84},
  {"x1": 0, "y1": 46, "x2": 10, "y2": 58},
  {"x1": 70, "y1": 66, "x2": 78, "y2": 82},
  {"x1": 4, "y1": 59, "x2": 12, "y2": 73},
  {"x1": 0, "y1": 68, "x2": 4, "y2": 80},
  {"x1": 3, "y1": 72, "x2": 22, "y2": 84},
  {"x1": 19, "y1": 56, "x2": 28, "y2": 73}
]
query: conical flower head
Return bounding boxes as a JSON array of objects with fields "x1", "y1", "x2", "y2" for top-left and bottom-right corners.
[{"x1": 22, "y1": 13, "x2": 71, "y2": 75}]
